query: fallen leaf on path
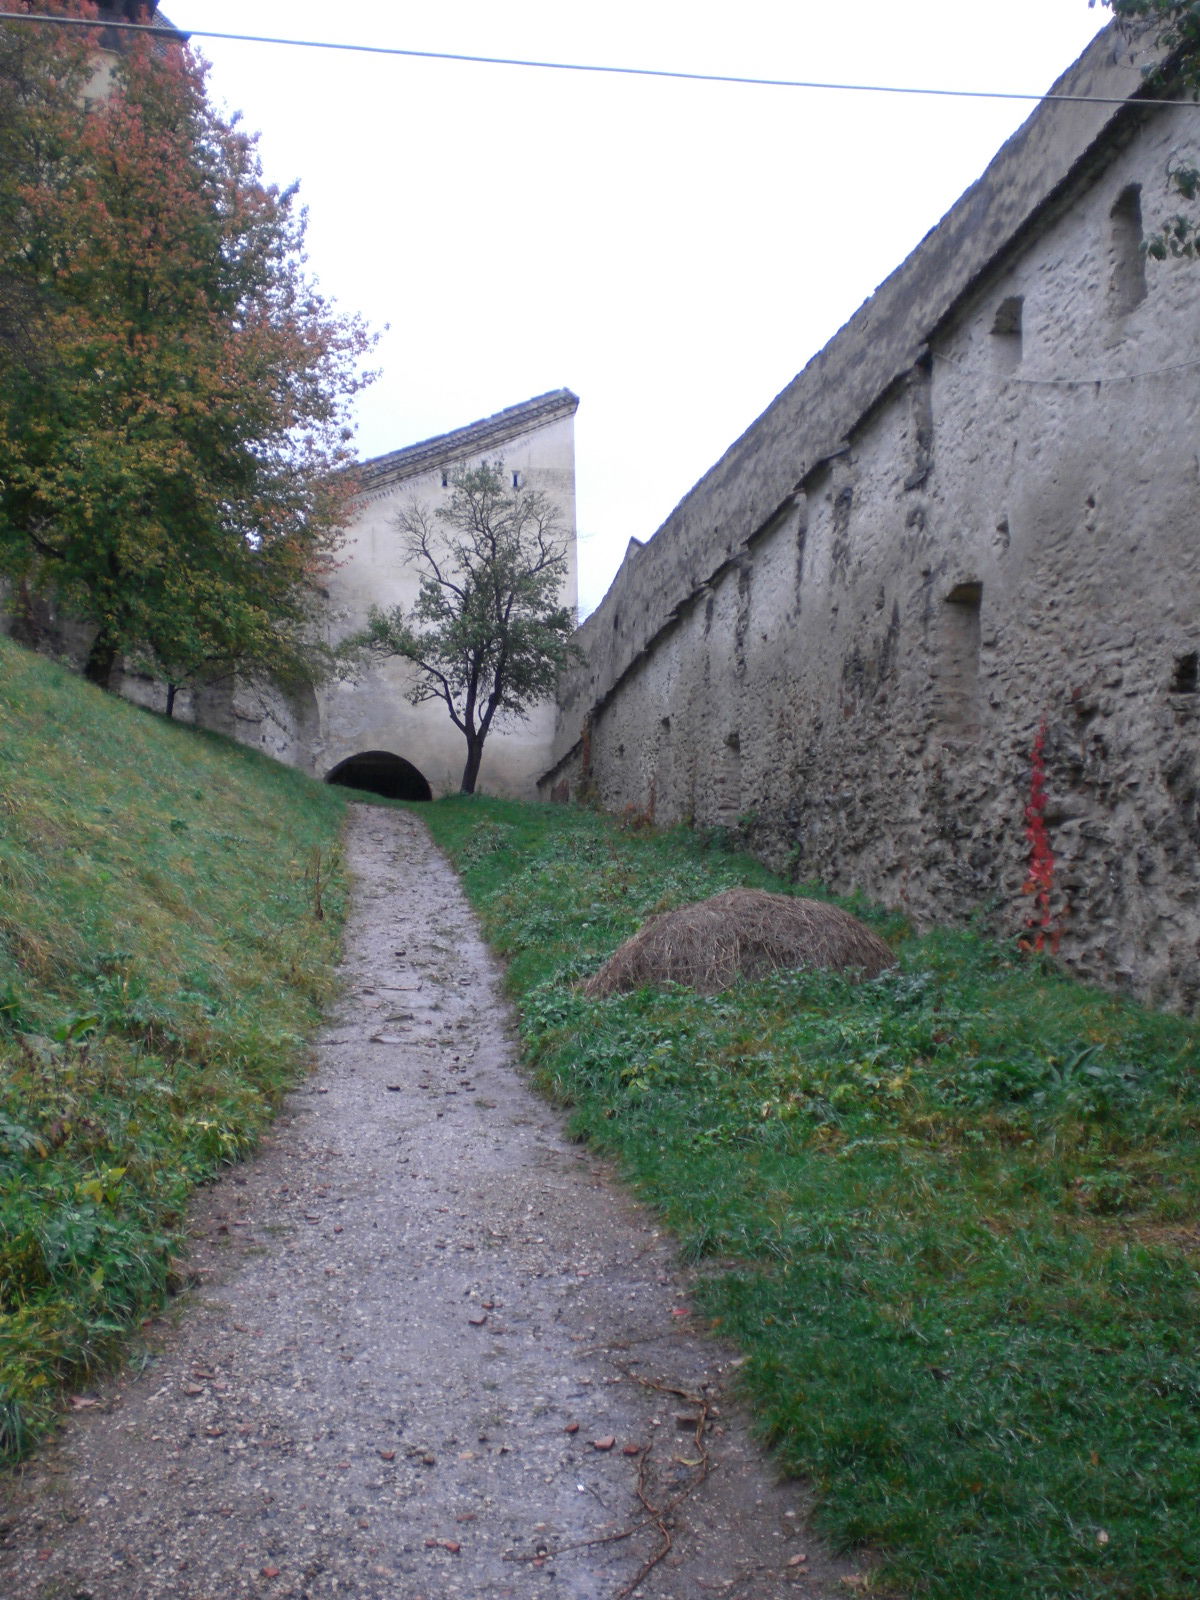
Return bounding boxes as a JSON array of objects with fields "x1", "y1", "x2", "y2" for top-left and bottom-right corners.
[
  {"x1": 564, "y1": 1422, "x2": 580, "y2": 1434},
  {"x1": 788, "y1": 1552, "x2": 808, "y2": 1566},
  {"x1": 591, "y1": 1436, "x2": 616, "y2": 1452},
  {"x1": 68, "y1": 1396, "x2": 100, "y2": 1409},
  {"x1": 622, "y1": 1443, "x2": 642, "y2": 1456},
  {"x1": 378, "y1": 1449, "x2": 396, "y2": 1461},
  {"x1": 261, "y1": 1566, "x2": 281, "y2": 1579},
  {"x1": 468, "y1": 1314, "x2": 488, "y2": 1326}
]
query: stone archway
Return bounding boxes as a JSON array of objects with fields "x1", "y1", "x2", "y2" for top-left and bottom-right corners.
[{"x1": 325, "y1": 751, "x2": 433, "y2": 801}]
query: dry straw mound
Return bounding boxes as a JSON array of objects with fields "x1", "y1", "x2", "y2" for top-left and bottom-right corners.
[{"x1": 583, "y1": 886, "x2": 895, "y2": 997}]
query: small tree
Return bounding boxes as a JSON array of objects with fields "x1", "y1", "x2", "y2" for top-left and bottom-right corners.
[{"x1": 343, "y1": 461, "x2": 579, "y2": 795}]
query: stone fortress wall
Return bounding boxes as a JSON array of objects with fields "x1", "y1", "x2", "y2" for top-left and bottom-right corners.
[{"x1": 539, "y1": 24, "x2": 1200, "y2": 1010}]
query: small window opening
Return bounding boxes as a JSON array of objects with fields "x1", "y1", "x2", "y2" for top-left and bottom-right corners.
[
  {"x1": 938, "y1": 581, "x2": 983, "y2": 736},
  {"x1": 904, "y1": 357, "x2": 934, "y2": 489},
  {"x1": 1171, "y1": 651, "x2": 1198, "y2": 694},
  {"x1": 512, "y1": 470, "x2": 521, "y2": 490},
  {"x1": 1110, "y1": 185, "x2": 1147, "y2": 317},
  {"x1": 440, "y1": 470, "x2": 449, "y2": 487},
  {"x1": 990, "y1": 296, "x2": 1024, "y2": 373}
]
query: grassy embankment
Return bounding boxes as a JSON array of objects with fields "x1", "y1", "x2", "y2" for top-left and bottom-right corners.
[
  {"x1": 0, "y1": 638, "x2": 346, "y2": 1462},
  {"x1": 423, "y1": 794, "x2": 1200, "y2": 1600}
]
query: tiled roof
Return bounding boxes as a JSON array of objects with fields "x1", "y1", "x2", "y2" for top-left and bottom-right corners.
[
  {"x1": 358, "y1": 390, "x2": 578, "y2": 494},
  {"x1": 96, "y1": 4, "x2": 187, "y2": 49}
]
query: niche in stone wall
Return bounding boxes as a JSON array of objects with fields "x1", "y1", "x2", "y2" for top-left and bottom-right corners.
[
  {"x1": 1109, "y1": 184, "x2": 1147, "y2": 318},
  {"x1": 990, "y1": 296, "x2": 1024, "y2": 373},
  {"x1": 904, "y1": 356, "x2": 934, "y2": 489},
  {"x1": 937, "y1": 582, "x2": 983, "y2": 737},
  {"x1": 1171, "y1": 651, "x2": 1198, "y2": 695}
]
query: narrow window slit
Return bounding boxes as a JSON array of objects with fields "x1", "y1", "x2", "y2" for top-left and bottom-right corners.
[
  {"x1": 1110, "y1": 185, "x2": 1147, "y2": 317},
  {"x1": 991, "y1": 296, "x2": 1024, "y2": 373},
  {"x1": 1171, "y1": 652, "x2": 1198, "y2": 695}
]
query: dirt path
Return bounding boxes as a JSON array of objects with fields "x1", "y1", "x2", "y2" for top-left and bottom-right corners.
[{"x1": 0, "y1": 806, "x2": 860, "y2": 1599}]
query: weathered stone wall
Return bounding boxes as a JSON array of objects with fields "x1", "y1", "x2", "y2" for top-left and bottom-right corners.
[{"x1": 543, "y1": 29, "x2": 1200, "y2": 1011}]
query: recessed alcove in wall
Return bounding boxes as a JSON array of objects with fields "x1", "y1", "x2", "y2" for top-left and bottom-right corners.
[
  {"x1": 1171, "y1": 651, "x2": 1198, "y2": 695},
  {"x1": 990, "y1": 296, "x2": 1024, "y2": 373},
  {"x1": 325, "y1": 751, "x2": 433, "y2": 801},
  {"x1": 938, "y1": 582, "x2": 983, "y2": 736},
  {"x1": 1109, "y1": 184, "x2": 1147, "y2": 317}
]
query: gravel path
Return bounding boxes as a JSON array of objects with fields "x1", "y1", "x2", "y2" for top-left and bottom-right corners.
[{"x1": 0, "y1": 805, "x2": 861, "y2": 1599}]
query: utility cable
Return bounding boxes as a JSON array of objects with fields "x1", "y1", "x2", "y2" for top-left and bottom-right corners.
[{"x1": 4, "y1": 10, "x2": 1200, "y2": 110}]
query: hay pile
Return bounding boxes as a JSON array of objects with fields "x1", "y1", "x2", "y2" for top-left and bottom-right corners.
[{"x1": 583, "y1": 887, "x2": 895, "y2": 997}]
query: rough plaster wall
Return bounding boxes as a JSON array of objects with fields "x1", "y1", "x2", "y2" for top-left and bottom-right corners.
[{"x1": 550, "y1": 93, "x2": 1200, "y2": 1011}]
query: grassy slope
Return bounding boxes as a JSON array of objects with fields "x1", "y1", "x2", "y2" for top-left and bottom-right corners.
[
  {"x1": 0, "y1": 638, "x2": 346, "y2": 1460},
  {"x1": 423, "y1": 795, "x2": 1200, "y2": 1600}
]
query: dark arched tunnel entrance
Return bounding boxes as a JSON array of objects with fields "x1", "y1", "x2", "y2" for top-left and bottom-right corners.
[{"x1": 325, "y1": 751, "x2": 433, "y2": 801}]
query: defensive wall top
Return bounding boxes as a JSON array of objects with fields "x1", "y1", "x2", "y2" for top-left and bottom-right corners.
[{"x1": 549, "y1": 19, "x2": 1167, "y2": 771}]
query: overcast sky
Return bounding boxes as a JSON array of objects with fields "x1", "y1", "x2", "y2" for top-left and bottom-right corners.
[{"x1": 164, "y1": 0, "x2": 1111, "y2": 613}]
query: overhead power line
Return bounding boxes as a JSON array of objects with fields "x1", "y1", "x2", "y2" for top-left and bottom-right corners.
[{"x1": 4, "y1": 10, "x2": 1199, "y2": 109}]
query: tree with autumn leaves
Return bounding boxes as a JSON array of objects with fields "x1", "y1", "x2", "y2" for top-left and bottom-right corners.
[{"x1": 0, "y1": 2, "x2": 373, "y2": 694}]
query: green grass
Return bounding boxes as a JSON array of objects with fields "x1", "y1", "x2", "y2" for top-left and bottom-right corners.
[
  {"x1": 0, "y1": 638, "x2": 347, "y2": 1461},
  {"x1": 422, "y1": 794, "x2": 1200, "y2": 1600}
]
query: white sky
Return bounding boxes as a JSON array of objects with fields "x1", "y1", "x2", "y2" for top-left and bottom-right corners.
[{"x1": 164, "y1": 0, "x2": 1111, "y2": 614}]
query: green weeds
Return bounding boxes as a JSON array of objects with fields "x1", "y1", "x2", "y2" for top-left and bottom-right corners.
[
  {"x1": 423, "y1": 794, "x2": 1200, "y2": 1600},
  {"x1": 0, "y1": 639, "x2": 346, "y2": 1460}
]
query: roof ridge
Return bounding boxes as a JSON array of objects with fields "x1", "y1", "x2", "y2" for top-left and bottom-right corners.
[{"x1": 359, "y1": 389, "x2": 579, "y2": 492}]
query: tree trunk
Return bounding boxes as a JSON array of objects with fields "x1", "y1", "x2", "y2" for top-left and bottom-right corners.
[
  {"x1": 460, "y1": 735, "x2": 485, "y2": 795},
  {"x1": 84, "y1": 628, "x2": 118, "y2": 689},
  {"x1": 8, "y1": 580, "x2": 43, "y2": 650}
]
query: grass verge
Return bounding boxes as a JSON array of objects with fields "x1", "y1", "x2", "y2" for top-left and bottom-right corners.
[
  {"x1": 422, "y1": 793, "x2": 1200, "y2": 1600},
  {"x1": 0, "y1": 639, "x2": 346, "y2": 1462}
]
